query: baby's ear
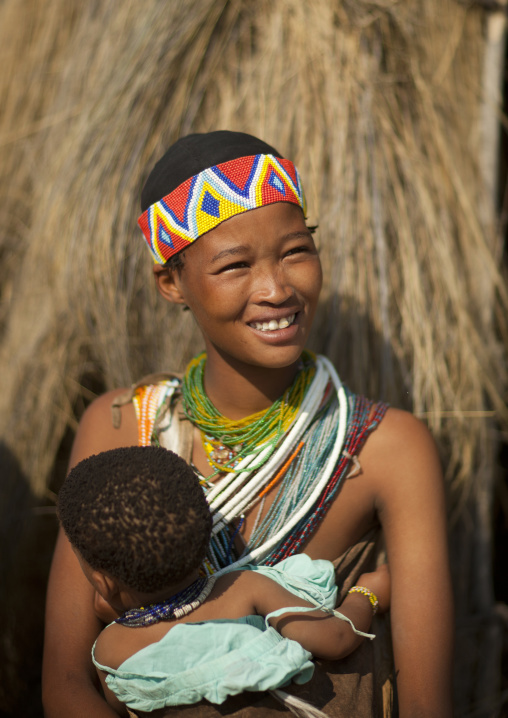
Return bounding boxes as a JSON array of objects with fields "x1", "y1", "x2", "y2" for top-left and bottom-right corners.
[
  {"x1": 91, "y1": 569, "x2": 121, "y2": 604},
  {"x1": 93, "y1": 588, "x2": 120, "y2": 623},
  {"x1": 153, "y1": 264, "x2": 187, "y2": 305}
]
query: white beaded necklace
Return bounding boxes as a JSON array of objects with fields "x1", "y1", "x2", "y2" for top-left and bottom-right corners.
[
  {"x1": 211, "y1": 356, "x2": 348, "y2": 575},
  {"x1": 209, "y1": 360, "x2": 332, "y2": 533}
]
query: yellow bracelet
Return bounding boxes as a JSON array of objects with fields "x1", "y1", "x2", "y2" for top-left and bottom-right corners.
[{"x1": 348, "y1": 585, "x2": 379, "y2": 615}]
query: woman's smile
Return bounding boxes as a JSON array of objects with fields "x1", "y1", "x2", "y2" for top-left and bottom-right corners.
[
  {"x1": 247, "y1": 312, "x2": 300, "y2": 342},
  {"x1": 248, "y1": 312, "x2": 296, "y2": 332}
]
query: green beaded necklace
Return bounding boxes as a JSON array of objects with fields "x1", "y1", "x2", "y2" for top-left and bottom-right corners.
[{"x1": 182, "y1": 351, "x2": 316, "y2": 474}]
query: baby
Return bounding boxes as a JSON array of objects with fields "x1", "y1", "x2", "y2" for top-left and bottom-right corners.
[{"x1": 57, "y1": 445, "x2": 389, "y2": 717}]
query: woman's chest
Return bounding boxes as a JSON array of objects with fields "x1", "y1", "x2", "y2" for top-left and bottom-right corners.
[{"x1": 191, "y1": 427, "x2": 377, "y2": 558}]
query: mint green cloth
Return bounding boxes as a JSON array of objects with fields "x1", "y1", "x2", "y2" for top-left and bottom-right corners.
[{"x1": 92, "y1": 554, "x2": 338, "y2": 711}]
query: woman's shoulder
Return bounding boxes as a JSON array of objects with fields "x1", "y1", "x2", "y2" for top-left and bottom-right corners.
[
  {"x1": 360, "y1": 406, "x2": 444, "y2": 509},
  {"x1": 69, "y1": 388, "x2": 139, "y2": 470},
  {"x1": 362, "y1": 406, "x2": 440, "y2": 471},
  {"x1": 367, "y1": 406, "x2": 437, "y2": 453},
  {"x1": 81, "y1": 387, "x2": 138, "y2": 433}
]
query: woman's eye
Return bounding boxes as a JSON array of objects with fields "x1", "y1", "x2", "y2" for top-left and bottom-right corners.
[
  {"x1": 218, "y1": 261, "x2": 248, "y2": 273},
  {"x1": 285, "y1": 246, "x2": 309, "y2": 257}
]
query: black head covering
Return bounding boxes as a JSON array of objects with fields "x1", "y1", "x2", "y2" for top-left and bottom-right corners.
[{"x1": 141, "y1": 131, "x2": 282, "y2": 212}]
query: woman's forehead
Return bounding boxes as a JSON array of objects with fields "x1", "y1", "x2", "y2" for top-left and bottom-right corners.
[{"x1": 184, "y1": 203, "x2": 308, "y2": 257}]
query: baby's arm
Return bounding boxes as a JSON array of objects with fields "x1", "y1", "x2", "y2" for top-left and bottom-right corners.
[{"x1": 253, "y1": 564, "x2": 390, "y2": 661}]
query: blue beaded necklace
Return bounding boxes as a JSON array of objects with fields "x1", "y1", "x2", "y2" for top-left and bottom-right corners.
[{"x1": 115, "y1": 575, "x2": 216, "y2": 627}]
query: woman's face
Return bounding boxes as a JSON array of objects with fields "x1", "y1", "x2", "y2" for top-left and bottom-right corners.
[{"x1": 157, "y1": 203, "x2": 322, "y2": 372}]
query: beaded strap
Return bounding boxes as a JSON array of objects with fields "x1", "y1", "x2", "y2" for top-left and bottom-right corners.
[{"x1": 133, "y1": 380, "x2": 178, "y2": 446}]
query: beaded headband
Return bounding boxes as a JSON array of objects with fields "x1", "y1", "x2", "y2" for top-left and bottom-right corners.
[{"x1": 138, "y1": 153, "x2": 307, "y2": 264}]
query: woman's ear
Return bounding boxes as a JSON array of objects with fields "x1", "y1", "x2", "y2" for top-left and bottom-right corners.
[{"x1": 153, "y1": 264, "x2": 186, "y2": 305}]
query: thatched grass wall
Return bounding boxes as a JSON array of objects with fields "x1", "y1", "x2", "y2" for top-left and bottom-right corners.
[{"x1": 0, "y1": 1, "x2": 506, "y2": 715}]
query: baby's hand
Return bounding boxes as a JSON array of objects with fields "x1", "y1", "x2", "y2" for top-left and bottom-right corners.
[{"x1": 356, "y1": 564, "x2": 390, "y2": 614}]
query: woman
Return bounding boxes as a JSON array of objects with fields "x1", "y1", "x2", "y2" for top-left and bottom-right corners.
[{"x1": 42, "y1": 131, "x2": 453, "y2": 717}]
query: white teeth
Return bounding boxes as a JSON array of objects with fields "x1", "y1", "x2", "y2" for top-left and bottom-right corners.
[{"x1": 253, "y1": 314, "x2": 295, "y2": 332}]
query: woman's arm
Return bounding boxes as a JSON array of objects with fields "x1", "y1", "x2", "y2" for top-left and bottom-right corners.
[
  {"x1": 42, "y1": 390, "x2": 138, "y2": 718},
  {"x1": 364, "y1": 408, "x2": 454, "y2": 718},
  {"x1": 95, "y1": 666, "x2": 130, "y2": 717},
  {"x1": 42, "y1": 529, "x2": 118, "y2": 718}
]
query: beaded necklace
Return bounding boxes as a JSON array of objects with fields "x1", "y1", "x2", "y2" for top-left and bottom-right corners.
[
  {"x1": 115, "y1": 575, "x2": 216, "y2": 627},
  {"x1": 133, "y1": 355, "x2": 388, "y2": 576},
  {"x1": 182, "y1": 351, "x2": 316, "y2": 475},
  {"x1": 192, "y1": 356, "x2": 350, "y2": 573}
]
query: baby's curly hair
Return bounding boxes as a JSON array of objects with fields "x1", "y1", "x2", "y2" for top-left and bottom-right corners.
[{"x1": 57, "y1": 446, "x2": 212, "y2": 592}]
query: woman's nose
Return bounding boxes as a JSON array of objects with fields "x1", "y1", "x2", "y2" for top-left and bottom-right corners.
[{"x1": 250, "y1": 265, "x2": 294, "y2": 305}]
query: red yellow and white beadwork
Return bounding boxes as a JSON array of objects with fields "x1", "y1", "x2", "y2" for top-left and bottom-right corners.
[{"x1": 138, "y1": 154, "x2": 306, "y2": 263}]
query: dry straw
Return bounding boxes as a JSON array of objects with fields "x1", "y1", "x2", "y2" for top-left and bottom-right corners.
[{"x1": 0, "y1": 0, "x2": 506, "y2": 713}]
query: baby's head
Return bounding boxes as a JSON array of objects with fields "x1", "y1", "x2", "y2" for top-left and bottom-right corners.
[{"x1": 57, "y1": 446, "x2": 212, "y2": 593}]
